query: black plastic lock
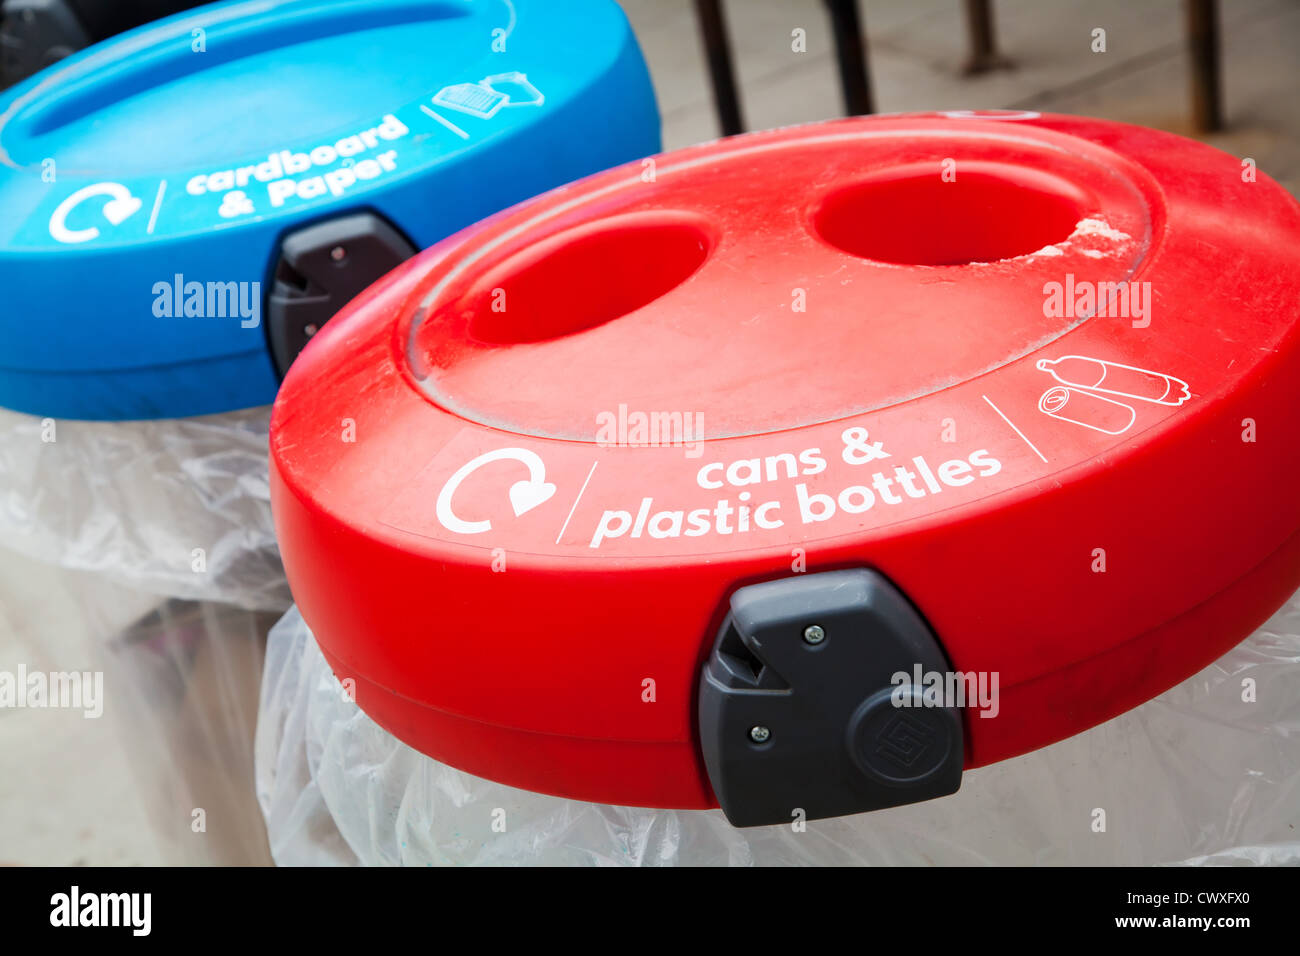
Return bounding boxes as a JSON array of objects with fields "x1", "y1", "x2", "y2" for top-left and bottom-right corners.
[
  {"x1": 266, "y1": 211, "x2": 415, "y2": 379},
  {"x1": 698, "y1": 568, "x2": 963, "y2": 827}
]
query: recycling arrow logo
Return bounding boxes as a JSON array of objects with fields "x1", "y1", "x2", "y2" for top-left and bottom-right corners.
[
  {"x1": 435, "y1": 447, "x2": 556, "y2": 535},
  {"x1": 48, "y1": 181, "x2": 143, "y2": 244}
]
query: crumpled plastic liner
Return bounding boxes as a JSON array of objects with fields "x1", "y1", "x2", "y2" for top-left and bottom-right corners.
[
  {"x1": 109, "y1": 595, "x2": 279, "y2": 864},
  {"x1": 0, "y1": 406, "x2": 289, "y2": 612},
  {"x1": 0, "y1": 406, "x2": 286, "y2": 863},
  {"x1": 0, "y1": 547, "x2": 275, "y2": 864},
  {"x1": 256, "y1": 595, "x2": 1300, "y2": 866}
]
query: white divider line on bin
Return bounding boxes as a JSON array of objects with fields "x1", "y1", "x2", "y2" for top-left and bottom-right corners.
[
  {"x1": 146, "y1": 179, "x2": 167, "y2": 234},
  {"x1": 983, "y1": 394, "x2": 1048, "y2": 463},
  {"x1": 420, "y1": 105, "x2": 470, "y2": 140},
  {"x1": 556, "y1": 461, "x2": 599, "y2": 544}
]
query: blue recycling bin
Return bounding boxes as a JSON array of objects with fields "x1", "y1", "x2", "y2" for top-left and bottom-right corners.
[
  {"x1": 0, "y1": 0, "x2": 660, "y2": 864},
  {"x1": 0, "y1": 0, "x2": 660, "y2": 420}
]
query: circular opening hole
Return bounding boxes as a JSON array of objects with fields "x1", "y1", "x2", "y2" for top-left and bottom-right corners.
[
  {"x1": 812, "y1": 162, "x2": 1090, "y2": 266},
  {"x1": 465, "y1": 215, "x2": 713, "y2": 345}
]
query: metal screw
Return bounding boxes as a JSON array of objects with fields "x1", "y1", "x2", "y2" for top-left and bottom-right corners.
[
  {"x1": 803, "y1": 624, "x2": 825, "y2": 645},
  {"x1": 330, "y1": 245, "x2": 347, "y2": 262},
  {"x1": 749, "y1": 725, "x2": 771, "y2": 744},
  {"x1": 303, "y1": 323, "x2": 319, "y2": 337}
]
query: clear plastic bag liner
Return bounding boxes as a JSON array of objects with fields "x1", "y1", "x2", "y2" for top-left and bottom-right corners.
[
  {"x1": 108, "y1": 594, "x2": 278, "y2": 864},
  {"x1": 0, "y1": 547, "x2": 273, "y2": 864},
  {"x1": 0, "y1": 407, "x2": 284, "y2": 863},
  {"x1": 0, "y1": 407, "x2": 289, "y2": 612},
  {"x1": 256, "y1": 595, "x2": 1300, "y2": 866}
]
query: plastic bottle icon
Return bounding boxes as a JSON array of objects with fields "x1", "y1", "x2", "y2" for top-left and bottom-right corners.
[
  {"x1": 1039, "y1": 386, "x2": 1137, "y2": 435},
  {"x1": 1036, "y1": 355, "x2": 1190, "y2": 406}
]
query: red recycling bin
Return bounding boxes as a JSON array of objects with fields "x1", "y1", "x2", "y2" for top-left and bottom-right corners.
[{"x1": 269, "y1": 112, "x2": 1300, "y2": 825}]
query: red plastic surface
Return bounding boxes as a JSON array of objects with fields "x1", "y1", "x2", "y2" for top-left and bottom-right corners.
[{"x1": 271, "y1": 112, "x2": 1300, "y2": 809}]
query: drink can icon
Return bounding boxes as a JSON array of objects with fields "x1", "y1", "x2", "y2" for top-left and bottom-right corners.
[{"x1": 1039, "y1": 386, "x2": 1137, "y2": 435}]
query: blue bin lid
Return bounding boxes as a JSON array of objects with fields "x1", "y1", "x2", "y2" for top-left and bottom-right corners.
[{"x1": 0, "y1": 0, "x2": 660, "y2": 419}]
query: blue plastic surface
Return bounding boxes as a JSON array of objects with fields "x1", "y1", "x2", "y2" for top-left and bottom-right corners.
[{"x1": 0, "y1": 0, "x2": 660, "y2": 419}]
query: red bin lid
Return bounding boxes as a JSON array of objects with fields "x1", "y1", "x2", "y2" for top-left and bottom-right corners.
[{"x1": 271, "y1": 112, "x2": 1300, "y2": 820}]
